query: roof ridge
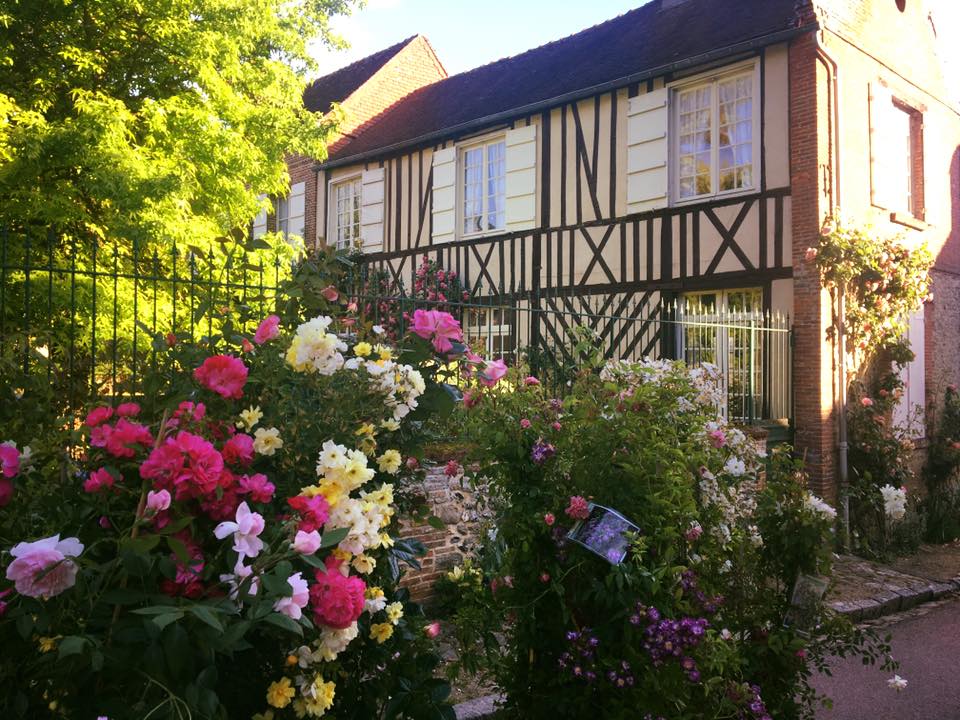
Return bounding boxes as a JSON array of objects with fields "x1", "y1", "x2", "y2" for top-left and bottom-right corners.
[{"x1": 309, "y1": 34, "x2": 417, "y2": 85}]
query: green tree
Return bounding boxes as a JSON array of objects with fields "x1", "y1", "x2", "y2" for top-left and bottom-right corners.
[{"x1": 0, "y1": 0, "x2": 354, "y2": 244}]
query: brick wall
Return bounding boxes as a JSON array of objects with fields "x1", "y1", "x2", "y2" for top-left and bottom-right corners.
[
  {"x1": 296, "y1": 35, "x2": 447, "y2": 249},
  {"x1": 788, "y1": 29, "x2": 838, "y2": 499},
  {"x1": 397, "y1": 465, "x2": 492, "y2": 603},
  {"x1": 791, "y1": 0, "x2": 960, "y2": 498}
]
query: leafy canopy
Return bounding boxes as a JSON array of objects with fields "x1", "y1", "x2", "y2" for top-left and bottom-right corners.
[{"x1": 0, "y1": 0, "x2": 355, "y2": 245}]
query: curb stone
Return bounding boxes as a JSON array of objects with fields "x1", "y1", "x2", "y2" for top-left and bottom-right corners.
[
  {"x1": 829, "y1": 577, "x2": 960, "y2": 621},
  {"x1": 454, "y1": 693, "x2": 502, "y2": 719}
]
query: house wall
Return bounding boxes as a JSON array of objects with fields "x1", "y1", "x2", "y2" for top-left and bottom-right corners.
[
  {"x1": 324, "y1": 45, "x2": 796, "y2": 322},
  {"x1": 818, "y1": 0, "x2": 960, "y2": 465}
]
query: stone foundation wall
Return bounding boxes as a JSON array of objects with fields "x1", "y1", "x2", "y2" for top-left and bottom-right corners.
[{"x1": 398, "y1": 465, "x2": 492, "y2": 602}]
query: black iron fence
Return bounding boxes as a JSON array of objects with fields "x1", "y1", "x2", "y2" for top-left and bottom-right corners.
[
  {"x1": 346, "y1": 269, "x2": 793, "y2": 428},
  {"x1": 0, "y1": 226, "x2": 284, "y2": 416}
]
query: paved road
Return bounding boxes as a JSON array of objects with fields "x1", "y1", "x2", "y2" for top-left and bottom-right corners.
[{"x1": 813, "y1": 597, "x2": 960, "y2": 719}]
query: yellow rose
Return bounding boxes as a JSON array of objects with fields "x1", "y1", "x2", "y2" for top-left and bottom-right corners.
[
  {"x1": 377, "y1": 449, "x2": 402, "y2": 475},
  {"x1": 370, "y1": 622, "x2": 394, "y2": 644},
  {"x1": 354, "y1": 342, "x2": 372, "y2": 357},
  {"x1": 385, "y1": 601, "x2": 404, "y2": 625},
  {"x1": 266, "y1": 677, "x2": 296, "y2": 709}
]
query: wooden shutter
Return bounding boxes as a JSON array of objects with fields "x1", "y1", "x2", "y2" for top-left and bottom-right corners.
[
  {"x1": 505, "y1": 125, "x2": 537, "y2": 231},
  {"x1": 869, "y1": 82, "x2": 894, "y2": 209},
  {"x1": 894, "y1": 308, "x2": 926, "y2": 438},
  {"x1": 431, "y1": 147, "x2": 457, "y2": 244},
  {"x1": 252, "y1": 194, "x2": 267, "y2": 239},
  {"x1": 626, "y1": 88, "x2": 668, "y2": 213},
  {"x1": 288, "y1": 181, "x2": 306, "y2": 241},
  {"x1": 360, "y1": 169, "x2": 385, "y2": 252}
]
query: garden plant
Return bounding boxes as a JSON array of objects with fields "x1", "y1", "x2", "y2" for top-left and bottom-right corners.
[
  {"x1": 0, "y1": 297, "x2": 510, "y2": 718},
  {"x1": 442, "y1": 358, "x2": 896, "y2": 720}
]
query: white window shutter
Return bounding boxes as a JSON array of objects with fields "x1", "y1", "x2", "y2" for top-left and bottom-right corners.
[
  {"x1": 359, "y1": 169, "x2": 384, "y2": 253},
  {"x1": 894, "y1": 308, "x2": 926, "y2": 438},
  {"x1": 288, "y1": 181, "x2": 306, "y2": 241},
  {"x1": 252, "y1": 194, "x2": 267, "y2": 239},
  {"x1": 626, "y1": 88, "x2": 668, "y2": 213},
  {"x1": 869, "y1": 82, "x2": 894, "y2": 210},
  {"x1": 431, "y1": 147, "x2": 456, "y2": 244},
  {"x1": 505, "y1": 125, "x2": 537, "y2": 231}
]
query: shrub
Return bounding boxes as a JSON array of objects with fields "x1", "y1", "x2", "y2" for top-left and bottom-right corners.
[
  {"x1": 447, "y1": 359, "x2": 895, "y2": 720},
  {"x1": 0, "y1": 303, "x2": 493, "y2": 719},
  {"x1": 922, "y1": 385, "x2": 960, "y2": 542}
]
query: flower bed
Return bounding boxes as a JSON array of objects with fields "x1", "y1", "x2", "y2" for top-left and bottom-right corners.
[
  {"x1": 441, "y1": 360, "x2": 898, "y2": 719},
  {"x1": 0, "y1": 305, "x2": 501, "y2": 719}
]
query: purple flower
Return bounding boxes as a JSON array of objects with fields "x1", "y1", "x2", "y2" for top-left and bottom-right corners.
[{"x1": 531, "y1": 439, "x2": 556, "y2": 465}]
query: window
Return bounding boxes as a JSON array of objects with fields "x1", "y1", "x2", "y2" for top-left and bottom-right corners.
[
  {"x1": 674, "y1": 69, "x2": 756, "y2": 202},
  {"x1": 332, "y1": 177, "x2": 362, "y2": 251},
  {"x1": 870, "y1": 86, "x2": 924, "y2": 221},
  {"x1": 461, "y1": 138, "x2": 506, "y2": 236},
  {"x1": 465, "y1": 306, "x2": 515, "y2": 364},
  {"x1": 275, "y1": 181, "x2": 306, "y2": 243},
  {"x1": 679, "y1": 288, "x2": 771, "y2": 422}
]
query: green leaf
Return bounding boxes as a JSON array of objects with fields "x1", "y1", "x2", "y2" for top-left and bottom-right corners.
[
  {"x1": 131, "y1": 605, "x2": 179, "y2": 616},
  {"x1": 189, "y1": 605, "x2": 224, "y2": 631},
  {"x1": 123, "y1": 534, "x2": 161, "y2": 554},
  {"x1": 151, "y1": 611, "x2": 184, "y2": 630},
  {"x1": 165, "y1": 536, "x2": 192, "y2": 566},
  {"x1": 263, "y1": 612, "x2": 303, "y2": 637},
  {"x1": 57, "y1": 635, "x2": 88, "y2": 659},
  {"x1": 427, "y1": 515, "x2": 445, "y2": 530},
  {"x1": 320, "y1": 527, "x2": 350, "y2": 549}
]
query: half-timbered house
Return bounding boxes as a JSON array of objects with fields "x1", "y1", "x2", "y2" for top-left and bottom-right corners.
[{"x1": 281, "y1": 0, "x2": 960, "y2": 500}]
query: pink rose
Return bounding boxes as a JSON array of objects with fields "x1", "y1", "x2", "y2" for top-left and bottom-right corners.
[
  {"x1": 141, "y1": 431, "x2": 224, "y2": 501},
  {"x1": 166, "y1": 333, "x2": 177, "y2": 348},
  {"x1": 861, "y1": 397, "x2": 874, "y2": 408},
  {"x1": 544, "y1": 513, "x2": 555, "y2": 526},
  {"x1": 405, "y1": 456, "x2": 420, "y2": 470},
  {"x1": 194, "y1": 355, "x2": 248, "y2": 399},
  {"x1": 804, "y1": 247, "x2": 818, "y2": 262},
  {"x1": 424, "y1": 621, "x2": 441, "y2": 639},
  {"x1": 462, "y1": 390, "x2": 480, "y2": 408},
  {"x1": 685, "y1": 521, "x2": 703, "y2": 542},
  {"x1": 101, "y1": 418, "x2": 154, "y2": 458},
  {"x1": 524, "y1": 376, "x2": 540, "y2": 386},
  {"x1": 309, "y1": 557, "x2": 366, "y2": 629},
  {"x1": 321, "y1": 285, "x2": 339, "y2": 302},
  {"x1": 274, "y1": 572, "x2": 310, "y2": 620},
  {"x1": 0, "y1": 444, "x2": 20, "y2": 479},
  {"x1": 84, "y1": 467, "x2": 115, "y2": 494},
  {"x1": 145, "y1": 489, "x2": 172, "y2": 515},
  {"x1": 99, "y1": 516, "x2": 111, "y2": 529},
  {"x1": 444, "y1": 460, "x2": 462, "y2": 478},
  {"x1": 253, "y1": 315, "x2": 280, "y2": 345},
  {"x1": 237, "y1": 473, "x2": 274, "y2": 503},
  {"x1": 539, "y1": 572, "x2": 550, "y2": 583},
  {"x1": 478, "y1": 359, "x2": 508, "y2": 388},
  {"x1": 707, "y1": 429, "x2": 726, "y2": 449},
  {"x1": 565, "y1": 495, "x2": 590, "y2": 521},
  {"x1": 222, "y1": 433, "x2": 255, "y2": 467},
  {"x1": 287, "y1": 494, "x2": 330, "y2": 533},
  {"x1": 241, "y1": 338, "x2": 255, "y2": 353},
  {"x1": 292, "y1": 529, "x2": 322, "y2": 555},
  {"x1": 520, "y1": 418, "x2": 531, "y2": 429},
  {"x1": 0, "y1": 587, "x2": 12, "y2": 618},
  {"x1": 214, "y1": 501, "x2": 265, "y2": 559},
  {"x1": 84, "y1": 406, "x2": 114, "y2": 428},
  {"x1": 411, "y1": 309, "x2": 463, "y2": 354},
  {"x1": 552, "y1": 422, "x2": 562, "y2": 431},
  {"x1": 116, "y1": 402, "x2": 141, "y2": 417},
  {"x1": 5, "y1": 534, "x2": 84, "y2": 599}
]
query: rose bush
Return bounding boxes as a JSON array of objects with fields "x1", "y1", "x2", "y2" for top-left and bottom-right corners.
[
  {"x1": 0, "y1": 302, "x2": 493, "y2": 718},
  {"x1": 445, "y1": 359, "x2": 896, "y2": 719}
]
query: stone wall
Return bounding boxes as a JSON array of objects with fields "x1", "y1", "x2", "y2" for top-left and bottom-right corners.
[{"x1": 398, "y1": 465, "x2": 492, "y2": 603}]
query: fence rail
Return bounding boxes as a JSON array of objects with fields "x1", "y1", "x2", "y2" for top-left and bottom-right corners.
[
  {"x1": 0, "y1": 227, "x2": 284, "y2": 416},
  {"x1": 346, "y1": 268, "x2": 793, "y2": 427}
]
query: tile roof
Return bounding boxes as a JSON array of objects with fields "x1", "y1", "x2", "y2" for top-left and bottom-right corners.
[
  {"x1": 303, "y1": 36, "x2": 417, "y2": 113},
  {"x1": 323, "y1": 0, "x2": 808, "y2": 166}
]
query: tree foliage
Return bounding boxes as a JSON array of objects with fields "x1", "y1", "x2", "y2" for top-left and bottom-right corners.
[{"x1": 0, "y1": 0, "x2": 354, "y2": 245}]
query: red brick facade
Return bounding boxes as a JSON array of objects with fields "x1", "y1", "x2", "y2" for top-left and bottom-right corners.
[
  {"x1": 284, "y1": 35, "x2": 446, "y2": 249},
  {"x1": 789, "y1": 0, "x2": 960, "y2": 498}
]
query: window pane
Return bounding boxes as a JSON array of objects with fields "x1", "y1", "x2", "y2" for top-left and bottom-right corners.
[
  {"x1": 486, "y1": 141, "x2": 506, "y2": 231},
  {"x1": 678, "y1": 84, "x2": 712, "y2": 198},
  {"x1": 717, "y1": 74, "x2": 753, "y2": 192}
]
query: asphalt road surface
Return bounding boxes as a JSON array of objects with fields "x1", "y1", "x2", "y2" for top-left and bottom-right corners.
[{"x1": 813, "y1": 597, "x2": 960, "y2": 719}]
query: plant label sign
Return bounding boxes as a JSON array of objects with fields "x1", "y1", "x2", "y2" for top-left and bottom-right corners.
[
  {"x1": 783, "y1": 573, "x2": 829, "y2": 635},
  {"x1": 566, "y1": 503, "x2": 640, "y2": 565}
]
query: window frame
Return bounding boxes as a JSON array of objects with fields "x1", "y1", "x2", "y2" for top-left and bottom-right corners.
[
  {"x1": 456, "y1": 133, "x2": 507, "y2": 240},
  {"x1": 668, "y1": 61, "x2": 761, "y2": 207},
  {"x1": 892, "y1": 98, "x2": 925, "y2": 223},
  {"x1": 327, "y1": 174, "x2": 364, "y2": 252}
]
